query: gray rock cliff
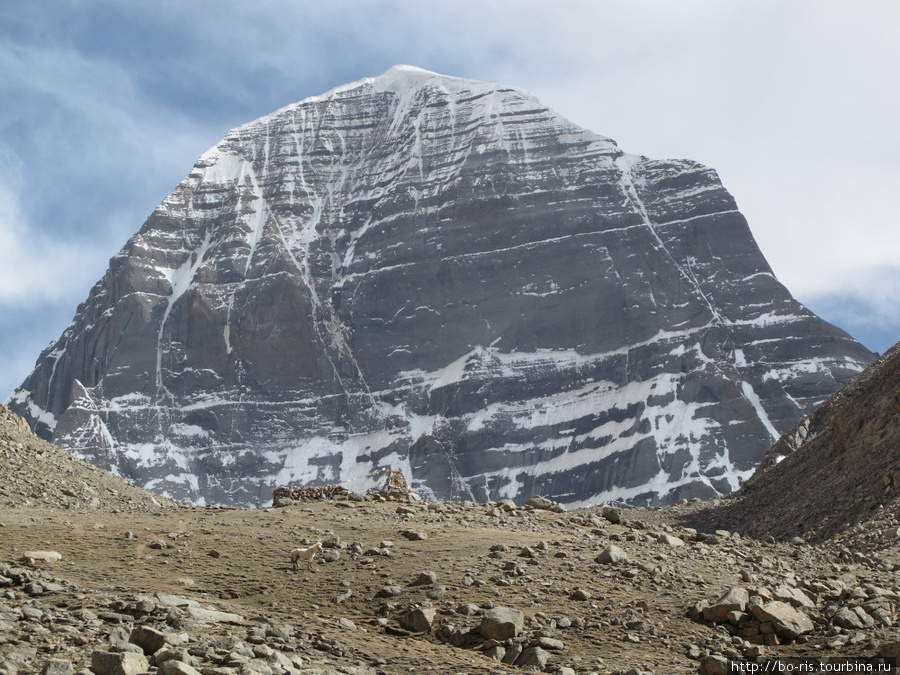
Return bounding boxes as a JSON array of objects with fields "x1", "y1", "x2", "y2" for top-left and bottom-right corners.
[{"x1": 8, "y1": 65, "x2": 874, "y2": 506}]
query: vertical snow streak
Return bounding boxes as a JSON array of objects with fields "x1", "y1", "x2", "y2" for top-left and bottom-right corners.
[
  {"x1": 615, "y1": 154, "x2": 726, "y2": 327},
  {"x1": 740, "y1": 381, "x2": 780, "y2": 443},
  {"x1": 241, "y1": 161, "x2": 267, "y2": 276},
  {"x1": 156, "y1": 231, "x2": 213, "y2": 392}
]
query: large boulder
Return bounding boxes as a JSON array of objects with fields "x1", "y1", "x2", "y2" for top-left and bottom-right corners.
[
  {"x1": 702, "y1": 586, "x2": 750, "y2": 623},
  {"x1": 480, "y1": 607, "x2": 525, "y2": 640}
]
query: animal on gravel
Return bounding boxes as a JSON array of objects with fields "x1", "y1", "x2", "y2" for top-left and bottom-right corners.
[{"x1": 290, "y1": 541, "x2": 323, "y2": 571}]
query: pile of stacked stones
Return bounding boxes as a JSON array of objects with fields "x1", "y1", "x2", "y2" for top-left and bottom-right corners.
[{"x1": 271, "y1": 484, "x2": 354, "y2": 506}]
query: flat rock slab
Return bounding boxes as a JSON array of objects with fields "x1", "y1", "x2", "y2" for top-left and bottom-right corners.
[
  {"x1": 185, "y1": 606, "x2": 245, "y2": 624},
  {"x1": 154, "y1": 593, "x2": 201, "y2": 608},
  {"x1": 22, "y1": 551, "x2": 63, "y2": 564},
  {"x1": 749, "y1": 601, "x2": 814, "y2": 639}
]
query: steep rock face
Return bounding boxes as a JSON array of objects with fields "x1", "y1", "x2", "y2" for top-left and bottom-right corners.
[
  {"x1": 711, "y1": 340, "x2": 900, "y2": 543},
  {"x1": 8, "y1": 66, "x2": 874, "y2": 506}
]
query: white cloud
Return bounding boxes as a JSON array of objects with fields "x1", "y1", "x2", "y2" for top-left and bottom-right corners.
[{"x1": 0, "y1": 143, "x2": 104, "y2": 303}]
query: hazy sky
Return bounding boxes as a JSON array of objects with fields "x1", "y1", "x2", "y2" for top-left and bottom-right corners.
[{"x1": 2, "y1": 0, "x2": 898, "y2": 400}]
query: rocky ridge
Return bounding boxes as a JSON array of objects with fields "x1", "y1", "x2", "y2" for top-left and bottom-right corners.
[
  {"x1": 8, "y1": 65, "x2": 874, "y2": 507},
  {"x1": 0, "y1": 405, "x2": 176, "y2": 512},
  {"x1": 684, "y1": 339, "x2": 900, "y2": 551}
]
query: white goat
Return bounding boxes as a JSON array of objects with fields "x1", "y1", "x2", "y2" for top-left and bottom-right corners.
[{"x1": 290, "y1": 541, "x2": 323, "y2": 571}]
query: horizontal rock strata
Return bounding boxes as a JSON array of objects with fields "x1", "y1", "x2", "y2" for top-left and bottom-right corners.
[{"x1": 8, "y1": 66, "x2": 873, "y2": 506}]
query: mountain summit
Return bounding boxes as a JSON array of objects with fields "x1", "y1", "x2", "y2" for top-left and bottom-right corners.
[{"x1": 8, "y1": 66, "x2": 874, "y2": 506}]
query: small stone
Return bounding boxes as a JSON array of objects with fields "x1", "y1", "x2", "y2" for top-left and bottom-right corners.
[
  {"x1": 376, "y1": 585, "x2": 402, "y2": 598},
  {"x1": 525, "y1": 496, "x2": 554, "y2": 510},
  {"x1": 702, "y1": 586, "x2": 749, "y2": 623},
  {"x1": 699, "y1": 654, "x2": 729, "y2": 675},
  {"x1": 412, "y1": 570, "x2": 437, "y2": 586},
  {"x1": 483, "y1": 645, "x2": 506, "y2": 661},
  {"x1": 497, "y1": 499, "x2": 517, "y2": 512},
  {"x1": 726, "y1": 610, "x2": 748, "y2": 626},
  {"x1": 601, "y1": 505, "x2": 622, "y2": 524},
  {"x1": 571, "y1": 588, "x2": 591, "y2": 601},
  {"x1": 41, "y1": 659, "x2": 74, "y2": 675},
  {"x1": 832, "y1": 606, "x2": 869, "y2": 630},
  {"x1": 157, "y1": 662, "x2": 202, "y2": 675},
  {"x1": 319, "y1": 548, "x2": 341, "y2": 562},
  {"x1": 502, "y1": 644, "x2": 523, "y2": 665},
  {"x1": 879, "y1": 641, "x2": 900, "y2": 659},
  {"x1": 530, "y1": 636, "x2": 564, "y2": 650},
  {"x1": 657, "y1": 533, "x2": 685, "y2": 547},
  {"x1": 152, "y1": 647, "x2": 191, "y2": 665},
  {"x1": 426, "y1": 585, "x2": 446, "y2": 600},
  {"x1": 595, "y1": 544, "x2": 627, "y2": 564}
]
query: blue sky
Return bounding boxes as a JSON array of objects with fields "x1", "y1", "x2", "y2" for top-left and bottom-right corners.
[{"x1": 2, "y1": 0, "x2": 899, "y2": 400}]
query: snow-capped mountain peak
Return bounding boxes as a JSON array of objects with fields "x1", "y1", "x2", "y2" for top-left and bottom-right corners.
[{"x1": 9, "y1": 67, "x2": 874, "y2": 506}]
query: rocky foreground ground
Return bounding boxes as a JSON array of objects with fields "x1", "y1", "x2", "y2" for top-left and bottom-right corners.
[
  {"x1": 4, "y1": 405, "x2": 900, "y2": 675},
  {"x1": 4, "y1": 491, "x2": 900, "y2": 675}
]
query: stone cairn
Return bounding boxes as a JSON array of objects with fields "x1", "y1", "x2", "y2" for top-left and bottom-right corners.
[
  {"x1": 272, "y1": 466, "x2": 421, "y2": 508},
  {"x1": 271, "y1": 484, "x2": 353, "y2": 507},
  {"x1": 369, "y1": 466, "x2": 422, "y2": 503}
]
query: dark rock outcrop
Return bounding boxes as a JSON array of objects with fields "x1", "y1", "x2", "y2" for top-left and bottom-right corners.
[
  {"x1": 7, "y1": 66, "x2": 874, "y2": 506},
  {"x1": 707, "y1": 340, "x2": 900, "y2": 545}
]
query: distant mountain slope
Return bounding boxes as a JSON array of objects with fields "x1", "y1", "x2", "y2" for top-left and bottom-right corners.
[{"x1": 7, "y1": 65, "x2": 874, "y2": 506}]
